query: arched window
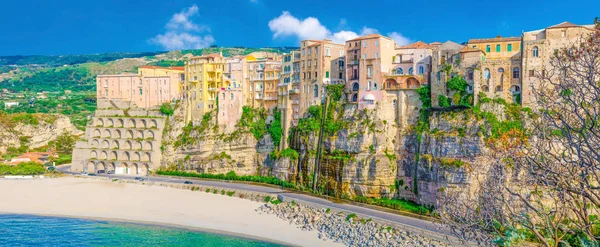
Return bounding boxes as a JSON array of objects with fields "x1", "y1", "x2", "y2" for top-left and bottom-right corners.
[
  {"x1": 441, "y1": 56, "x2": 446, "y2": 64},
  {"x1": 511, "y1": 85, "x2": 521, "y2": 93},
  {"x1": 396, "y1": 68, "x2": 403, "y2": 75},
  {"x1": 408, "y1": 67, "x2": 413, "y2": 75},
  {"x1": 418, "y1": 66, "x2": 424, "y2": 75},
  {"x1": 392, "y1": 100, "x2": 397, "y2": 106},
  {"x1": 352, "y1": 82, "x2": 359, "y2": 91},
  {"x1": 352, "y1": 94, "x2": 358, "y2": 102},
  {"x1": 512, "y1": 67, "x2": 520, "y2": 79},
  {"x1": 533, "y1": 46, "x2": 539, "y2": 57},
  {"x1": 468, "y1": 70, "x2": 474, "y2": 80},
  {"x1": 484, "y1": 68, "x2": 491, "y2": 79},
  {"x1": 498, "y1": 68, "x2": 504, "y2": 73},
  {"x1": 568, "y1": 48, "x2": 574, "y2": 55},
  {"x1": 313, "y1": 85, "x2": 318, "y2": 97},
  {"x1": 230, "y1": 93, "x2": 234, "y2": 100},
  {"x1": 373, "y1": 83, "x2": 378, "y2": 90}
]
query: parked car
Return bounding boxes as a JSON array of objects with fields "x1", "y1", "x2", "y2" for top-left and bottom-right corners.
[
  {"x1": 80, "y1": 172, "x2": 88, "y2": 176},
  {"x1": 134, "y1": 177, "x2": 144, "y2": 181},
  {"x1": 184, "y1": 181, "x2": 193, "y2": 184},
  {"x1": 88, "y1": 173, "x2": 96, "y2": 176},
  {"x1": 97, "y1": 170, "x2": 105, "y2": 174},
  {"x1": 107, "y1": 170, "x2": 115, "y2": 174}
]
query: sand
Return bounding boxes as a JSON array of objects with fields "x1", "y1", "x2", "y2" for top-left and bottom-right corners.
[{"x1": 0, "y1": 177, "x2": 343, "y2": 247}]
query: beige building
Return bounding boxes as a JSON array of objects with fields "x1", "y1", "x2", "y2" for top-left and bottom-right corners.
[
  {"x1": 383, "y1": 41, "x2": 432, "y2": 92},
  {"x1": 184, "y1": 54, "x2": 227, "y2": 123},
  {"x1": 278, "y1": 50, "x2": 301, "y2": 149},
  {"x1": 96, "y1": 66, "x2": 185, "y2": 109},
  {"x1": 521, "y1": 22, "x2": 597, "y2": 107},
  {"x1": 299, "y1": 39, "x2": 346, "y2": 116},
  {"x1": 247, "y1": 57, "x2": 282, "y2": 112},
  {"x1": 344, "y1": 34, "x2": 396, "y2": 109}
]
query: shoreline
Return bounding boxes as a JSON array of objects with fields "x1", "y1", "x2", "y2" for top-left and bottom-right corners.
[
  {"x1": 0, "y1": 212, "x2": 296, "y2": 246},
  {"x1": 0, "y1": 177, "x2": 343, "y2": 247}
]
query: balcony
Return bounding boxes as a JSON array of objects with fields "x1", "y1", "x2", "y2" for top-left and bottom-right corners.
[
  {"x1": 289, "y1": 88, "x2": 300, "y2": 94},
  {"x1": 393, "y1": 58, "x2": 414, "y2": 64},
  {"x1": 349, "y1": 60, "x2": 360, "y2": 65},
  {"x1": 264, "y1": 96, "x2": 277, "y2": 101},
  {"x1": 208, "y1": 88, "x2": 218, "y2": 92}
]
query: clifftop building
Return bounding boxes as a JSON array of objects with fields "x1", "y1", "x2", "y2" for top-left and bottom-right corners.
[{"x1": 184, "y1": 53, "x2": 227, "y2": 122}]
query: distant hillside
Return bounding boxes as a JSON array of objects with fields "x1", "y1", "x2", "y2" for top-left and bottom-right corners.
[
  {"x1": 181, "y1": 47, "x2": 298, "y2": 57},
  {"x1": 0, "y1": 52, "x2": 167, "y2": 66}
]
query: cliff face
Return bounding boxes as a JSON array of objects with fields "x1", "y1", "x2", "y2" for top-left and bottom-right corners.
[{"x1": 0, "y1": 114, "x2": 82, "y2": 154}]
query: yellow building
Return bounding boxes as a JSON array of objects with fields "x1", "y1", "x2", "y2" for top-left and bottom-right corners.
[
  {"x1": 467, "y1": 36, "x2": 521, "y2": 59},
  {"x1": 184, "y1": 53, "x2": 228, "y2": 122}
]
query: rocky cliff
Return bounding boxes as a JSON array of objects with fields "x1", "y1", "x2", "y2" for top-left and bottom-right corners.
[{"x1": 0, "y1": 113, "x2": 82, "y2": 154}]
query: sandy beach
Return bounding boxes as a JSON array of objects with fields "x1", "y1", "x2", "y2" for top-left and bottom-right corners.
[{"x1": 0, "y1": 177, "x2": 343, "y2": 247}]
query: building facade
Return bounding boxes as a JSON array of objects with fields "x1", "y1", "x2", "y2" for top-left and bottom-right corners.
[
  {"x1": 299, "y1": 39, "x2": 346, "y2": 116},
  {"x1": 96, "y1": 66, "x2": 184, "y2": 109},
  {"x1": 278, "y1": 50, "x2": 300, "y2": 149},
  {"x1": 184, "y1": 54, "x2": 227, "y2": 122},
  {"x1": 344, "y1": 34, "x2": 396, "y2": 109},
  {"x1": 521, "y1": 22, "x2": 597, "y2": 107}
]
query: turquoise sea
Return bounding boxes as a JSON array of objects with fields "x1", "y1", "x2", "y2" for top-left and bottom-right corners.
[{"x1": 0, "y1": 214, "x2": 287, "y2": 247}]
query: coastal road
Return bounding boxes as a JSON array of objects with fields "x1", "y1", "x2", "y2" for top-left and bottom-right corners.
[{"x1": 56, "y1": 165, "x2": 451, "y2": 241}]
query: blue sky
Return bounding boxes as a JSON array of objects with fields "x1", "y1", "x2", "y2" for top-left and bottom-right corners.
[{"x1": 1, "y1": 0, "x2": 598, "y2": 56}]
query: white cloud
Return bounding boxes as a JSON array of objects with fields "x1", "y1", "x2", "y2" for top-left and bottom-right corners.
[
  {"x1": 268, "y1": 11, "x2": 410, "y2": 45},
  {"x1": 387, "y1": 32, "x2": 411, "y2": 46},
  {"x1": 150, "y1": 5, "x2": 215, "y2": 50},
  {"x1": 268, "y1": 11, "x2": 329, "y2": 40}
]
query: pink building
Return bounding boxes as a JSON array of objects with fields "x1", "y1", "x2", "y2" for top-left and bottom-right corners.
[
  {"x1": 217, "y1": 88, "x2": 244, "y2": 133},
  {"x1": 345, "y1": 34, "x2": 396, "y2": 109},
  {"x1": 96, "y1": 66, "x2": 185, "y2": 108}
]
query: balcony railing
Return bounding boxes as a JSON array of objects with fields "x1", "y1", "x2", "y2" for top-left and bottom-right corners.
[
  {"x1": 264, "y1": 96, "x2": 277, "y2": 101},
  {"x1": 349, "y1": 60, "x2": 360, "y2": 65},
  {"x1": 289, "y1": 89, "x2": 300, "y2": 94}
]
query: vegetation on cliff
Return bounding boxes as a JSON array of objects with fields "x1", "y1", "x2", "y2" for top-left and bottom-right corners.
[
  {"x1": 156, "y1": 170, "x2": 298, "y2": 189},
  {"x1": 0, "y1": 162, "x2": 46, "y2": 175}
]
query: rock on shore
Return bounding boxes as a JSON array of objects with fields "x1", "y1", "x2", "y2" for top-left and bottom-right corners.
[{"x1": 257, "y1": 202, "x2": 449, "y2": 247}]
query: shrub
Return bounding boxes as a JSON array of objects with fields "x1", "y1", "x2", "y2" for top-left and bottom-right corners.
[
  {"x1": 226, "y1": 191, "x2": 235, "y2": 197},
  {"x1": 438, "y1": 95, "x2": 451, "y2": 107},
  {"x1": 0, "y1": 162, "x2": 46, "y2": 175},
  {"x1": 159, "y1": 103, "x2": 175, "y2": 116},
  {"x1": 346, "y1": 213, "x2": 357, "y2": 221}
]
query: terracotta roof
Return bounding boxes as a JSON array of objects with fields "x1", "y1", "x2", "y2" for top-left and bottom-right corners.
[
  {"x1": 347, "y1": 34, "x2": 383, "y2": 42},
  {"x1": 468, "y1": 37, "x2": 520, "y2": 44},
  {"x1": 9, "y1": 152, "x2": 56, "y2": 165},
  {"x1": 429, "y1": 42, "x2": 442, "y2": 46},
  {"x1": 460, "y1": 47, "x2": 483, "y2": 53},
  {"x1": 398, "y1": 41, "x2": 430, "y2": 49},
  {"x1": 139, "y1": 66, "x2": 185, "y2": 71},
  {"x1": 547, "y1": 22, "x2": 579, "y2": 29}
]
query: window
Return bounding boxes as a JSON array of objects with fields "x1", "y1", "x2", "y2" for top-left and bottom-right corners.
[
  {"x1": 496, "y1": 44, "x2": 501, "y2": 52},
  {"x1": 441, "y1": 55, "x2": 446, "y2": 64},
  {"x1": 507, "y1": 44, "x2": 512, "y2": 52},
  {"x1": 408, "y1": 67, "x2": 413, "y2": 75},
  {"x1": 437, "y1": 72, "x2": 441, "y2": 85},
  {"x1": 139, "y1": 89, "x2": 143, "y2": 95},
  {"x1": 419, "y1": 66, "x2": 424, "y2": 75},
  {"x1": 375, "y1": 40, "x2": 379, "y2": 46},
  {"x1": 375, "y1": 52, "x2": 379, "y2": 58},
  {"x1": 325, "y1": 48, "x2": 330, "y2": 56},
  {"x1": 498, "y1": 68, "x2": 504, "y2": 74},
  {"x1": 352, "y1": 94, "x2": 358, "y2": 102},
  {"x1": 533, "y1": 46, "x2": 539, "y2": 57},
  {"x1": 529, "y1": 70, "x2": 535, "y2": 77},
  {"x1": 367, "y1": 81, "x2": 372, "y2": 90},
  {"x1": 484, "y1": 68, "x2": 490, "y2": 79},
  {"x1": 562, "y1": 30, "x2": 566, "y2": 38},
  {"x1": 367, "y1": 66, "x2": 373, "y2": 78},
  {"x1": 313, "y1": 85, "x2": 319, "y2": 97},
  {"x1": 512, "y1": 67, "x2": 520, "y2": 79},
  {"x1": 340, "y1": 50, "x2": 344, "y2": 56},
  {"x1": 362, "y1": 41, "x2": 366, "y2": 47},
  {"x1": 396, "y1": 68, "x2": 403, "y2": 75},
  {"x1": 352, "y1": 82, "x2": 359, "y2": 91},
  {"x1": 326, "y1": 71, "x2": 330, "y2": 78},
  {"x1": 373, "y1": 83, "x2": 378, "y2": 90},
  {"x1": 486, "y1": 45, "x2": 491, "y2": 53},
  {"x1": 472, "y1": 45, "x2": 477, "y2": 48},
  {"x1": 363, "y1": 54, "x2": 366, "y2": 59},
  {"x1": 468, "y1": 70, "x2": 474, "y2": 80}
]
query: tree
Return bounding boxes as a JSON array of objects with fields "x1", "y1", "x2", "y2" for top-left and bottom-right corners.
[
  {"x1": 438, "y1": 22, "x2": 600, "y2": 246},
  {"x1": 54, "y1": 132, "x2": 75, "y2": 154}
]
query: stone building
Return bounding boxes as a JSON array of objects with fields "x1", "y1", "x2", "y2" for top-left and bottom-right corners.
[
  {"x1": 299, "y1": 39, "x2": 346, "y2": 116},
  {"x1": 344, "y1": 34, "x2": 395, "y2": 109},
  {"x1": 71, "y1": 99, "x2": 166, "y2": 175},
  {"x1": 521, "y1": 22, "x2": 597, "y2": 107}
]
